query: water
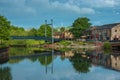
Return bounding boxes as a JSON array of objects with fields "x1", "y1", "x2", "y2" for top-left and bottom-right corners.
[{"x1": 0, "y1": 47, "x2": 120, "y2": 80}]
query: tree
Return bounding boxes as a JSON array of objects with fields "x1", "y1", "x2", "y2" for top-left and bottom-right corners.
[
  {"x1": 38, "y1": 24, "x2": 52, "y2": 37},
  {"x1": 28, "y1": 28, "x2": 37, "y2": 36},
  {"x1": 70, "y1": 17, "x2": 91, "y2": 38},
  {"x1": 10, "y1": 25, "x2": 27, "y2": 36},
  {"x1": 60, "y1": 27, "x2": 65, "y2": 32},
  {"x1": 0, "y1": 15, "x2": 11, "y2": 40}
]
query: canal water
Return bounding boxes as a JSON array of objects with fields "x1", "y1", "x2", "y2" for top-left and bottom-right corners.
[{"x1": 0, "y1": 47, "x2": 120, "y2": 80}]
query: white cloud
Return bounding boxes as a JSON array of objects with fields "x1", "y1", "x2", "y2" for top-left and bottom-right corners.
[
  {"x1": 79, "y1": 0, "x2": 120, "y2": 8},
  {"x1": 0, "y1": 0, "x2": 95, "y2": 15},
  {"x1": 50, "y1": 1, "x2": 95, "y2": 14}
]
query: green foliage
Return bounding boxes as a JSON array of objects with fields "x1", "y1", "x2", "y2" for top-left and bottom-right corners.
[
  {"x1": 0, "y1": 43, "x2": 8, "y2": 48},
  {"x1": 70, "y1": 53, "x2": 91, "y2": 73},
  {"x1": 103, "y1": 42, "x2": 112, "y2": 54},
  {"x1": 0, "y1": 67, "x2": 12, "y2": 80},
  {"x1": 70, "y1": 17, "x2": 91, "y2": 38},
  {"x1": 60, "y1": 27, "x2": 65, "y2": 32},
  {"x1": 9, "y1": 40, "x2": 26, "y2": 45},
  {"x1": 38, "y1": 24, "x2": 52, "y2": 37},
  {"x1": 103, "y1": 42, "x2": 112, "y2": 50},
  {"x1": 59, "y1": 40, "x2": 71, "y2": 46},
  {"x1": 10, "y1": 25, "x2": 28, "y2": 36},
  {"x1": 38, "y1": 56, "x2": 52, "y2": 66},
  {"x1": 28, "y1": 28, "x2": 37, "y2": 36},
  {"x1": 0, "y1": 15, "x2": 11, "y2": 40},
  {"x1": 78, "y1": 42, "x2": 86, "y2": 45},
  {"x1": 26, "y1": 40, "x2": 45, "y2": 46}
]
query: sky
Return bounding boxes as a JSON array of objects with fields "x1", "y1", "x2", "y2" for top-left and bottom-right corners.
[{"x1": 0, "y1": 0, "x2": 120, "y2": 29}]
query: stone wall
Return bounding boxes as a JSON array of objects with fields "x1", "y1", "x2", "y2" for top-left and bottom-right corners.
[{"x1": 111, "y1": 24, "x2": 120, "y2": 40}]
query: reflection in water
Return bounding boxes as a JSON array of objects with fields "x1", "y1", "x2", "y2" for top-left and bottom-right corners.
[
  {"x1": 111, "y1": 55, "x2": 120, "y2": 70},
  {"x1": 0, "y1": 66, "x2": 12, "y2": 80},
  {"x1": 90, "y1": 47, "x2": 120, "y2": 71},
  {"x1": 69, "y1": 53, "x2": 91, "y2": 73},
  {"x1": 8, "y1": 47, "x2": 120, "y2": 72},
  {"x1": 1, "y1": 47, "x2": 120, "y2": 80},
  {"x1": 0, "y1": 51, "x2": 9, "y2": 64}
]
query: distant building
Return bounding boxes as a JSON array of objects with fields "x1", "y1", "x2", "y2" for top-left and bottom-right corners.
[
  {"x1": 85, "y1": 23, "x2": 120, "y2": 41},
  {"x1": 53, "y1": 31, "x2": 74, "y2": 40},
  {"x1": 53, "y1": 32, "x2": 62, "y2": 39},
  {"x1": 62, "y1": 31, "x2": 74, "y2": 40}
]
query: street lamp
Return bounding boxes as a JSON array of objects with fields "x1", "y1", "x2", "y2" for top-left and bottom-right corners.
[
  {"x1": 45, "y1": 20, "x2": 47, "y2": 37},
  {"x1": 45, "y1": 19, "x2": 54, "y2": 44},
  {"x1": 44, "y1": 19, "x2": 54, "y2": 74}
]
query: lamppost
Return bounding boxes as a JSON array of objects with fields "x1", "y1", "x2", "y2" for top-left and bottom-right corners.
[
  {"x1": 44, "y1": 19, "x2": 54, "y2": 74},
  {"x1": 45, "y1": 19, "x2": 54, "y2": 44},
  {"x1": 45, "y1": 20, "x2": 47, "y2": 37}
]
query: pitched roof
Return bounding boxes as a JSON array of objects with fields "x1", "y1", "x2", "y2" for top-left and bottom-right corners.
[{"x1": 96, "y1": 23, "x2": 120, "y2": 30}]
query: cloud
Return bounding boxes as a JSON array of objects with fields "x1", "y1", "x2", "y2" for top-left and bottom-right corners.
[
  {"x1": 79, "y1": 0, "x2": 120, "y2": 8},
  {"x1": 51, "y1": 1, "x2": 95, "y2": 14},
  {"x1": 0, "y1": 0, "x2": 95, "y2": 17},
  {"x1": 0, "y1": 0, "x2": 36, "y2": 16}
]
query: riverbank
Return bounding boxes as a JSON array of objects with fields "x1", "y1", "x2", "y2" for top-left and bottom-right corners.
[{"x1": 44, "y1": 41, "x2": 102, "y2": 49}]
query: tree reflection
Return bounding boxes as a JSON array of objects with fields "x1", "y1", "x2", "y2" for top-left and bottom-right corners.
[
  {"x1": 38, "y1": 55, "x2": 52, "y2": 66},
  {"x1": 0, "y1": 66, "x2": 12, "y2": 80},
  {"x1": 9, "y1": 59, "x2": 24, "y2": 64},
  {"x1": 69, "y1": 53, "x2": 91, "y2": 73}
]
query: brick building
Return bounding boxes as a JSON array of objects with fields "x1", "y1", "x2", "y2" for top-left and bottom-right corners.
[{"x1": 85, "y1": 23, "x2": 120, "y2": 41}]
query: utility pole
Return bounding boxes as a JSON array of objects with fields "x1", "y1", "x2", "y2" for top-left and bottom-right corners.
[
  {"x1": 44, "y1": 19, "x2": 54, "y2": 74},
  {"x1": 45, "y1": 19, "x2": 54, "y2": 44},
  {"x1": 45, "y1": 20, "x2": 47, "y2": 37}
]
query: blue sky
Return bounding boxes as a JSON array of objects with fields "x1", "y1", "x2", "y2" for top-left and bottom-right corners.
[{"x1": 0, "y1": 0, "x2": 120, "y2": 29}]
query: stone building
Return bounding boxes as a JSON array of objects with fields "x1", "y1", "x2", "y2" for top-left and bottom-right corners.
[
  {"x1": 85, "y1": 23, "x2": 120, "y2": 41},
  {"x1": 53, "y1": 31, "x2": 74, "y2": 40}
]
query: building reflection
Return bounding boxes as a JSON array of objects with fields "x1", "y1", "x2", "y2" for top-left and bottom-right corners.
[{"x1": 91, "y1": 47, "x2": 120, "y2": 71}]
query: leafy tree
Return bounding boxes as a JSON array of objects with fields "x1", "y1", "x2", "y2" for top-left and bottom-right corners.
[
  {"x1": 10, "y1": 25, "x2": 27, "y2": 36},
  {"x1": 60, "y1": 27, "x2": 65, "y2": 32},
  {"x1": 70, "y1": 17, "x2": 91, "y2": 38},
  {"x1": 28, "y1": 28, "x2": 37, "y2": 36},
  {"x1": 0, "y1": 15, "x2": 11, "y2": 40},
  {"x1": 38, "y1": 24, "x2": 52, "y2": 37}
]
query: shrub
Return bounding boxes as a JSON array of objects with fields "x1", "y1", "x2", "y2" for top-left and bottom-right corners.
[
  {"x1": 103, "y1": 42, "x2": 112, "y2": 54},
  {"x1": 59, "y1": 40, "x2": 71, "y2": 46}
]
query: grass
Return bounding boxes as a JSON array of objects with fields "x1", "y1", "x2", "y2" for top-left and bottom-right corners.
[{"x1": 59, "y1": 40, "x2": 71, "y2": 46}]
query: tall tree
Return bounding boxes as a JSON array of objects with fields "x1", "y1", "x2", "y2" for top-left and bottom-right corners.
[
  {"x1": 38, "y1": 24, "x2": 52, "y2": 37},
  {"x1": 28, "y1": 28, "x2": 37, "y2": 36},
  {"x1": 10, "y1": 25, "x2": 27, "y2": 36},
  {"x1": 60, "y1": 27, "x2": 65, "y2": 32},
  {"x1": 0, "y1": 15, "x2": 11, "y2": 40},
  {"x1": 70, "y1": 17, "x2": 91, "y2": 38}
]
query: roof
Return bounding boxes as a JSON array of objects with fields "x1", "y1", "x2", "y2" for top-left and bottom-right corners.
[
  {"x1": 96, "y1": 23, "x2": 120, "y2": 30},
  {"x1": 54, "y1": 32, "x2": 62, "y2": 36}
]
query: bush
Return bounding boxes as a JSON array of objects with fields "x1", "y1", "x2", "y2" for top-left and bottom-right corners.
[
  {"x1": 103, "y1": 42, "x2": 112, "y2": 50},
  {"x1": 59, "y1": 40, "x2": 71, "y2": 46},
  {"x1": 103, "y1": 42, "x2": 112, "y2": 54}
]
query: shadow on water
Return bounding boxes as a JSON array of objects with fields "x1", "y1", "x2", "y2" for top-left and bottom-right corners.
[
  {"x1": 0, "y1": 49, "x2": 12, "y2": 80},
  {"x1": 0, "y1": 66, "x2": 12, "y2": 80}
]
